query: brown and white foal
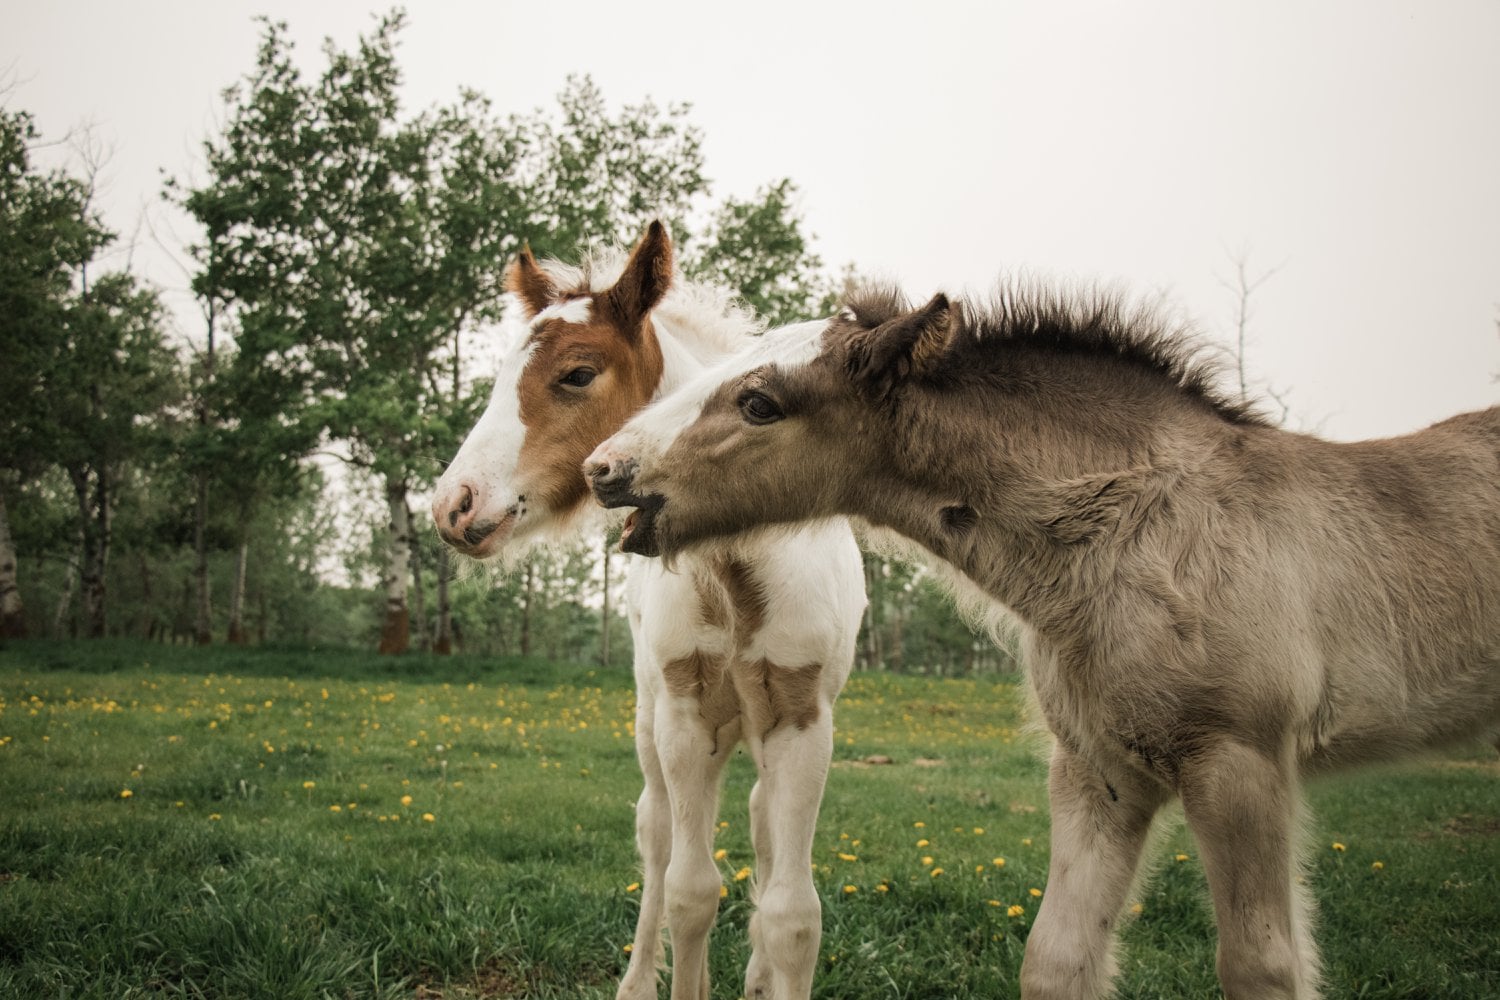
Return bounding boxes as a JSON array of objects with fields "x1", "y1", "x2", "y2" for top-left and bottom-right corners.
[
  {"x1": 431, "y1": 223, "x2": 864, "y2": 1000},
  {"x1": 589, "y1": 282, "x2": 1500, "y2": 1000}
]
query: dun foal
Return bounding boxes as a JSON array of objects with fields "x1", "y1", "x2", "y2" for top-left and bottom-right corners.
[
  {"x1": 588, "y1": 282, "x2": 1500, "y2": 999},
  {"x1": 431, "y1": 224, "x2": 864, "y2": 1000}
]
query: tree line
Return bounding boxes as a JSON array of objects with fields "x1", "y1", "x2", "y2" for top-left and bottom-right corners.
[{"x1": 0, "y1": 11, "x2": 1011, "y2": 675}]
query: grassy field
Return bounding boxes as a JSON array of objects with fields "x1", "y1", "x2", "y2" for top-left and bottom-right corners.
[{"x1": 1, "y1": 640, "x2": 1496, "y2": 999}]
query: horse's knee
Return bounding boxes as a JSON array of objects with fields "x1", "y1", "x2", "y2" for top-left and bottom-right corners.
[
  {"x1": 1020, "y1": 926, "x2": 1117, "y2": 1000},
  {"x1": 1216, "y1": 937, "x2": 1302, "y2": 1000},
  {"x1": 749, "y1": 882, "x2": 821, "y2": 978},
  {"x1": 665, "y1": 861, "x2": 721, "y2": 934}
]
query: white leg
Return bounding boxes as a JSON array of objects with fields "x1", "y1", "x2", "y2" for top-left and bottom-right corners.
[
  {"x1": 743, "y1": 711, "x2": 834, "y2": 1000},
  {"x1": 657, "y1": 693, "x2": 733, "y2": 1000},
  {"x1": 1179, "y1": 739, "x2": 1320, "y2": 1000},
  {"x1": 743, "y1": 776, "x2": 774, "y2": 997},
  {"x1": 618, "y1": 685, "x2": 671, "y2": 1000},
  {"x1": 1021, "y1": 745, "x2": 1166, "y2": 1000}
]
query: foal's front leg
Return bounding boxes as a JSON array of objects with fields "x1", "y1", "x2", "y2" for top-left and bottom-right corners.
[
  {"x1": 656, "y1": 694, "x2": 733, "y2": 1000},
  {"x1": 1179, "y1": 739, "x2": 1319, "y2": 1000},
  {"x1": 743, "y1": 708, "x2": 835, "y2": 999},
  {"x1": 1021, "y1": 745, "x2": 1165, "y2": 1000},
  {"x1": 617, "y1": 684, "x2": 671, "y2": 1000}
]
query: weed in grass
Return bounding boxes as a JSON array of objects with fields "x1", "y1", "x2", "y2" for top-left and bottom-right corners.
[{"x1": 1, "y1": 639, "x2": 1496, "y2": 998}]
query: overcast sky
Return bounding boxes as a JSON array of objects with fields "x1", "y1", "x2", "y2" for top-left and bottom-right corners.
[{"x1": 9, "y1": 1, "x2": 1498, "y2": 440}]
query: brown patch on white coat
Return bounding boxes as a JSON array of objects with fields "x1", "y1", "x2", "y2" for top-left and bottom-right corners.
[
  {"x1": 431, "y1": 223, "x2": 670, "y2": 557},
  {"x1": 433, "y1": 223, "x2": 866, "y2": 1000},
  {"x1": 666, "y1": 557, "x2": 826, "y2": 753}
]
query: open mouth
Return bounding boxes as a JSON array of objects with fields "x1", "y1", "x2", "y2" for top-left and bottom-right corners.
[{"x1": 617, "y1": 495, "x2": 665, "y2": 557}]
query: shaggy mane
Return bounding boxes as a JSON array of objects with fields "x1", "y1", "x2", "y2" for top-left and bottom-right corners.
[
  {"x1": 539, "y1": 246, "x2": 760, "y2": 358},
  {"x1": 844, "y1": 278, "x2": 1268, "y2": 427}
]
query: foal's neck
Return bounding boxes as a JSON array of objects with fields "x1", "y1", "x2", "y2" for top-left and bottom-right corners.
[{"x1": 887, "y1": 368, "x2": 1230, "y2": 637}]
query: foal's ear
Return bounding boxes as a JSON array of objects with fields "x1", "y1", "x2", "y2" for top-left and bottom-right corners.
[
  {"x1": 605, "y1": 220, "x2": 674, "y2": 335},
  {"x1": 506, "y1": 245, "x2": 556, "y2": 318},
  {"x1": 846, "y1": 293, "x2": 954, "y2": 400}
]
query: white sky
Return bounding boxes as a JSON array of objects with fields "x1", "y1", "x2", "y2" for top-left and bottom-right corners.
[{"x1": 8, "y1": 0, "x2": 1498, "y2": 441}]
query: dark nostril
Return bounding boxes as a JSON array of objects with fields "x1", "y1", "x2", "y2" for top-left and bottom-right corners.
[
  {"x1": 444, "y1": 484, "x2": 476, "y2": 530},
  {"x1": 587, "y1": 462, "x2": 610, "y2": 482}
]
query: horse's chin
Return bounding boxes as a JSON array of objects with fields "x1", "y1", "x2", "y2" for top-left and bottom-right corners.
[{"x1": 618, "y1": 496, "x2": 666, "y2": 557}]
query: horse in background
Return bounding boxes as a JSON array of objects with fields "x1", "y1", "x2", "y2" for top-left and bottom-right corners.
[
  {"x1": 587, "y1": 279, "x2": 1500, "y2": 999},
  {"x1": 431, "y1": 223, "x2": 865, "y2": 1000}
]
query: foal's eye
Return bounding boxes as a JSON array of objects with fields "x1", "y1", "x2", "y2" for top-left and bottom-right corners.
[
  {"x1": 738, "y1": 391, "x2": 784, "y2": 425},
  {"x1": 559, "y1": 367, "x2": 597, "y2": 388}
]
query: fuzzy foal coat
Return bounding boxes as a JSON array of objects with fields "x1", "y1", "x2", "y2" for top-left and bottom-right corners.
[{"x1": 589, "y1": 282, "x2": 1500, "y2": 1000}]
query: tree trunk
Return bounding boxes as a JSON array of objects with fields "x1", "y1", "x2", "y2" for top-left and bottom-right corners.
[
  {"x1": 226, "y1": 532, "x2": 249, "y2": 645},
  {"x1": 600, "y1": 536, "x2": 611, "y2": 669},
  {"x1": 433, "y1": 545, "x2": 453, "y2": 654},
  {"x1": 861, "y1": 553, "x2": 883, "y2": 670},
  {"x1": 888, "y1": 607, "x2": 905, "y2": 675},
  {"x1": 54, "y1": 543, "x2": 79, "y2": 638},
  {"x1": 193, "y1": 474, "x2": 212, "y2": 644},
  {"x1": 0, "y1": 493, "x2": 25, "y2": 638},
  {"x1": 408, "y1": 508, "x2": 428, "y2": 651},
  {"x1": 136, "y1": 551, "x2": 154, "y2": 639},
  {"x1": 519, "y1": 558, "x2": 534, "y2": 658},
  {"x1": 378, "y1": 474, "x2": 411, "y2": 654},
  {"x1": 70, "y1": 466, "x2": 110, "y2": 638}
]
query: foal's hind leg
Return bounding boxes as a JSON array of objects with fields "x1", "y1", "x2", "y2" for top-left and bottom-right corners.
[
  {"x1": 742, "y1": 709, "x2": 835, "y2": 999},
  {"x1": 1021, "y1": 745, "x2": 1166, "y2": 1000},
  {"x1": 1179, "y1": 739, "x2": 1320, "y2": 1000}
]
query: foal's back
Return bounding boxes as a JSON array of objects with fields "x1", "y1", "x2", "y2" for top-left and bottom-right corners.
[{"x1": 1218, "y1": 405, "x2": 1500, "y2": 767}]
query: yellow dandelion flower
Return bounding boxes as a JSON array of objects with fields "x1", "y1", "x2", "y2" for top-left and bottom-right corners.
[
  {"x1": 843, "y1": 884, "x2": 858, "y2": 894},
  {"x1": 1130, "y1": 903, "x2": 1144, "y2": 915},
  {"x1": 922, "y1": 856, "x2": 934, "y2": 866},
  {"x1": 302, "y1": 781, "x2": 316, "y2": 790},
  {"x1": 119, "y1": 789, "x2": 133, "y2": 799},
  {"x1": 1372, "y1": 861, "x2": 1385, "y2": 871},
  {"x1": 1007, "y1": 904, "x2": 1024, "y2": 917},
  {"x1": 714, "y1": 849, "x2": 728, "y2": 861},
  {"x1": 208, "y1": 813, "x2": 221, "y2": 821},
  {"x1": 422, "y1": 812, "x2": 435, "y2": 822},
  {"x1": 876, "y1": 883, "x2": 889, "y2": 893},
  {"x1": 988, "y1": 899, "x2": 1001, "y2": 907},
  {"x1": 623, "y1": 943, "x2": 633, "y2": 954},
  {"x1": 1331, "y1": 842, "x2": 1346, "y2": 852},
  {"x1": 930, "y1": 868, "x2": 944, "y2": 877},
  {"x1": 1174, "y1": 853, "x2": 1190, "y2": 862},
  {"x1": 400, "y1": 795, "x2": 413, "y2": 807},
  {"x1": 973, "y1": 827, "x2": 985, "y2": 835},
  {"x1": 1029, "y1": 887, "x2": 1043, "y2": 898},
  {"x1": 992, "y1": 857, "x2": 1006, "y2": 868},
  {"x1": 734, "y1": 866, "x2": 752, "y2": 882},
  {"x1": 916, "y1": 839, "x2": 930, "y2": 848},
  {"x1": 329, "y1": 804, "x2": 342, "y2": 813},
  {"x1": 913, "y1": 821, "x2": 926, "y2": 828},
  {"x1": 625, "y1": 882, "x2": 640, "y2": 893},
  {"x1": 838, "y1": 853, "x2": 858, "y2": 862},
  {"x1": 720, "y1": 885, "x2": 728, "y2": 898}
]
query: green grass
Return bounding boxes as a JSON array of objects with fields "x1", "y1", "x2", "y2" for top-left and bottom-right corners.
[{"x1": 1, "y1": 640, "x2": 1496, "y2": 998}]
